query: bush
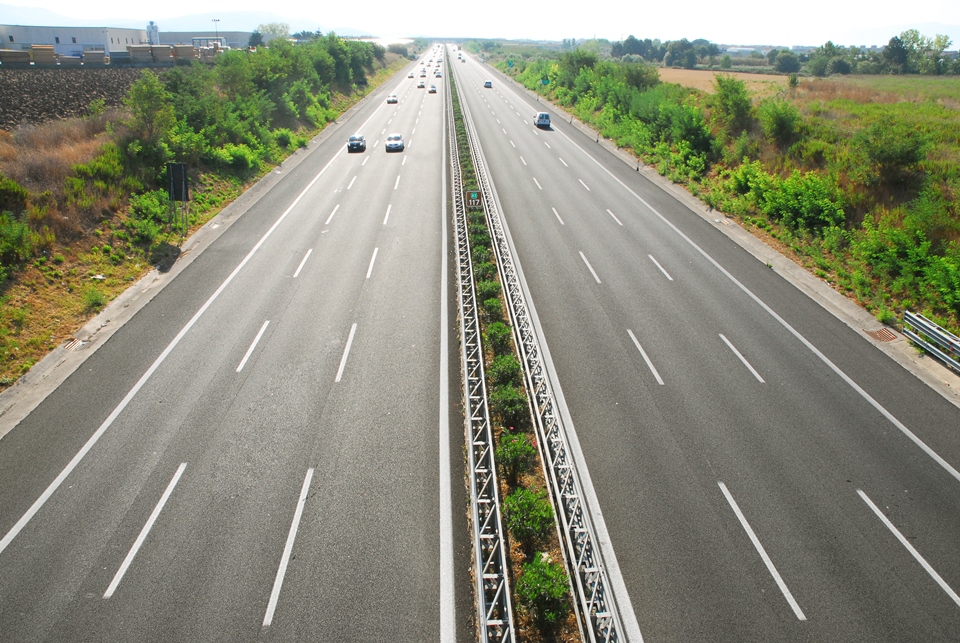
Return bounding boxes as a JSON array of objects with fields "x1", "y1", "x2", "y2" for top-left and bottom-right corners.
[
  {"x1": 489, "y1": 354, "x2": 522, "y2": 387},
  {"x1": 485, "y1": 321, "x2": 513, "y2": 355},
  {"x1": 711, "y1": 74, "x2": 752, "y2": 134},
  {"x1": 476, "y1": 279, "x2": 500, "y2": 301},
  {"x1": 84, "y1": 286, "x2": 106, "y2": 311},
  {"x1": 757, "y1": 98, "x2": 801, "y2": 148},
  {"x1": 0, "y1": 176, "x2": 29, "y2": 215},
  {"x1": 490, "y1": 384, "x2": 528, "y2": 428},
  {"x1": 0, "y1": 212, "x2": 37, "y2": 265},
  {"x1": 855, "y1": 117, "x2": 928, "y2": 184},
  {"x1": 496, "y1": 431, "x2": 536, "y2": 484},
  {"x1": 483, "y1": 296, "x2": 503, "y2": 322},
  {"x1": 516, "y1": 552, "x2": 570, "y2": 626},
  {"x1": 503, "y1": 487, "x2": 554, "y2": 544}
]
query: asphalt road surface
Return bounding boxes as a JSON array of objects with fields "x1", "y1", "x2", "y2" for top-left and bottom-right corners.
[
  {"x1": 0, "y1": 51, "x2": 473, "y2": 642},
  {"x1": 453, "y1": 48, "x2": 960, "y2": 642}
]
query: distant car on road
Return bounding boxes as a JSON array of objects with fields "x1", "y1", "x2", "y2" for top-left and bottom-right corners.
[
  {"x1": 417, "y1": 80, "x2": 425, "y2": 89},
  {"x1": 483, "y1": 80, "x2": 492, "y2": 88},
  {"x1": 534, "y1": 112, "x2": 551, "y2": 128},
  {"x1": 387, "y1": 94, "x2": 398, "y2": 104},
  {"x1": 429, "y1": 85, "x2": 437, "y2": 93},
  {"x1": 385, "y1": 133, "x2": 404, "y2": 152},
  {"x1": 408, "y1": 72, "x2": 414, "y2": 78},
  {"x1": 347, "y1": 134, "x2": 366, "y2": 152}
]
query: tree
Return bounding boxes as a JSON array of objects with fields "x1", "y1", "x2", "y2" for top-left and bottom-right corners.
[
  {"x1": 856, "y1": 116, "x2": 928, "y2": 184},
  {"x1": 883, "y1": 35, "x2": 909, "y2": 71},
  {"x1": 123, "y1": 71, "x2": 175, "y2": 144},
  {"x1": 774, "y1": 50, "x2": 801, "y2": 73},
  {"x1": 766, "y1": 48, "x2": 780, "y2": 65},
  {"x1": 248, "y1": 31, "x2": 264, "y2": 48},
  {"x1": 711, "y1": 74, "x2": 752, "y2": 134},
  {"x1": 827, "y1": 57, "x2": 851, "y2": 75},
  {"x1": 720, "y1": 54, "x2": 732, "y2": 69}
]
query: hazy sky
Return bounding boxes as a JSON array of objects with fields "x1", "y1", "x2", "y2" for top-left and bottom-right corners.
[{"x1": 4, "y1": 0, "x2": 959, "y2": 47}]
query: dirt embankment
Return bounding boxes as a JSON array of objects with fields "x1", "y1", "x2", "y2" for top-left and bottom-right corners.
[{"x1": 0, "y1": 67, "x2": 145, "y2": 131}]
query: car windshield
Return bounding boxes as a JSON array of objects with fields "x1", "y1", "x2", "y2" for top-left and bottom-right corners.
[{"x1": 349, "y1": 136, "x2": 362, "y2": 141}]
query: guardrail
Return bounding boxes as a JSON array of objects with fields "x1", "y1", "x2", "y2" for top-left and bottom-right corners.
[
  {"x1": 447, "y1": 63, "x2": 515, "y2": 643},
  {"x1": 902, "y1": 311, "x2": 960, "y2": 375},
  {"x1": 455, "y1": 60, "x2": 625, "y2": 642}
]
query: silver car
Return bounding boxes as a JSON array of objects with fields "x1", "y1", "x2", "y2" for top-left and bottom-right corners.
[{"x1": 385, "y1": 133, "x2": 404, "y2": 152}]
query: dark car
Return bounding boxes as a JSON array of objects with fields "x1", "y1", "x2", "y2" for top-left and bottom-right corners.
[{"x1": 347, "y1": 134, "x2": 366, "y2": 152}]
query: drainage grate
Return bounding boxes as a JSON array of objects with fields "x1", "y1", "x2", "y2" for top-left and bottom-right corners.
[{"x1": 865, "y1": 328, "x2": 897, "y2": 342}]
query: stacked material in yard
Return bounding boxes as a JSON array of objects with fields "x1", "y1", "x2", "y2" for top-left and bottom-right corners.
[
  {"x1": 127, "y1": 44, "x2": 153, "y2": 63},
  {"x1": 82, "y1": 50, "x2": 106, "y2": 64},
  {"x1": 59, "y1": 56, "x2": 82, "y2": 66},
  {"x1": 198, "y1": 47, "x2": 218, "y2": 62},
  {"x1": 150, "y1": 45, "x2": 172, "y2": 62},
  {"x1": 172, "y1": 45, "x2": 195, "y2": 60},
  {"x1": 31, "y1": 45, "x2": 56, "y2": 64},
  {"x1": 0, "y1": 50, "x2": 31, "y2": 64}
]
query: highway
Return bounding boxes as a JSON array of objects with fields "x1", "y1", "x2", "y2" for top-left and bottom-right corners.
[
  {"x1": 451, "y1": 47, "x2": 960, "y2": 641},
  {"x1": 0, "y1": 51, "x2": 473, "y2": 641}
]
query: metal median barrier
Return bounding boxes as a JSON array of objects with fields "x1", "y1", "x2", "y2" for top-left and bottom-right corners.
[
  {"x1": 454, "y1": 66, "x2": 626, "y2": 643},
  {"x1": 902, "y1": 311, "x2": 960, "y2": 375},
  {"x1": 448, "y1": 67, "x2": 515, "y2": 643}
]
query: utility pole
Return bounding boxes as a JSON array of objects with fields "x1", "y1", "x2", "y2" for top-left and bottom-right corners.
[{"x1": 212, "y1": 19, "x2": 220, "y2": 47}]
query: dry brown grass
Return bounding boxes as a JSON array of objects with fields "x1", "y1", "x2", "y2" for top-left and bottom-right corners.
[
  {"x1": 793, "y1": 78, "x2": 902, "y2": 105},
  {"x1": 658, "y1": 68, "x2": 789, "y2": 98},
  {"x1": 0, "y1": 110, "x2": 119, "y2": 197}
]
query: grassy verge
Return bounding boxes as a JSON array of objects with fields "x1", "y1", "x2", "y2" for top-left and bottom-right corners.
[
  {"x1": 0, "y1": 54, "x2": 409, "y2": 388},
  {"x1": 450, "y1": 70, "x2": 579, "y2": 642}
]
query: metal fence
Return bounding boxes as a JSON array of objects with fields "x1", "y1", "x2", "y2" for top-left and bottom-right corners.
[{"x1": 902, "y1": 311, "x2": 960, "y2": 375}]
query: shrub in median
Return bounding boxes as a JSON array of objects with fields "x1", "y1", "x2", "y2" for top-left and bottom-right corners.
[
  {"x1": 503, "y1": 487, "x2": 554, "y2": 545},
  {"x1": 484, "y1": 321, "x2": 513, "y2": 356},
  {"x1": 496, "y1": 431, "x2": 536, "y2": 485},
  {"x1": 516, "y1": 552, "x2": 570, "y2": 626},
  {"x1": 490, "y1": 384, "x2": 529, "y2": 430}
]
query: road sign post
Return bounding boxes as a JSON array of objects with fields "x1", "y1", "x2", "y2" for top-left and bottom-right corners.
[{"x1": 465, "y1": 190, "x2": 482, "y2": 209}]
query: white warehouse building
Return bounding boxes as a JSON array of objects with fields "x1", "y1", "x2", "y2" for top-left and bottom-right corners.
[{"x1": 0, "y1": 23, "x2": 149, "y2": 57}]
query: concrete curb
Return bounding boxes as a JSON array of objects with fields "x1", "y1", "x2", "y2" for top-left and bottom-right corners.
[{"x1": 498, "y1": 68, "x2": 960, "y2": 410}]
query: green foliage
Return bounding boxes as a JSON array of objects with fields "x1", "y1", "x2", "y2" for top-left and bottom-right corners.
[
  {"x1": 496, "y1": 431, "x2": 536, "y2": 485},
  {"x1": 126, "y1": 190, "x2": 169, "y2": 243},
  {"x1": 710, "y1": 75, "x2": 752, "y2": 134},
  {"x1": 84, "y1": 286, "x2": 106, "y2": 311},
  {"x1": 476, "y1": 279, "x2": 500, "y2": 301},
  {"x1": 503, "y1": 487, "x2": 554, "y2": 544},
  {"x1": 0, "y1": 213, "x2": 37, "y2": 266},
  {"x1": 757, "y1": 98, "x2": 801, "y2": 148},
  {"x1": 0, "y1": 176, "x2": 29, "y2": 215},
  {"x1": 490, "y1": 384, "x2": 528, "y2": 428},
  {"x1": 774, "y1": 51, "x2": 801, "y2": 73},
  {"x1": 488, "y1": 354, "x2": 522, "y2": 387},
  {"x1": 483, "y1": 296, "x2": 503, "y2": 322},
  {"x1": 123, "y1": 71, "x2": 176, "y2": 144},
  {"x1": 855, "y1": 116, "x2": 928, "y2": 184},
  {"x1": 516, "y1": 552, "x2": 570, "y2": 626},
  {"x1": 720, "y1": 54, "x2": 732, "y2": 69},
  {"x1": 484, "y1": 321, "x2": 513, "y2": 356}
]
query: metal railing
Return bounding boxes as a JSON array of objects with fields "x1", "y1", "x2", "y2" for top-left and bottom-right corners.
[
  {"x1": 455, "y1": 65, "x2": 625, "y2": 643},
  {"x1": 447, "y1": 62, "x2": 515, "y2": 643},
  {"x1": 903, "y1": 311, "x2": 960, "y2": 375}
]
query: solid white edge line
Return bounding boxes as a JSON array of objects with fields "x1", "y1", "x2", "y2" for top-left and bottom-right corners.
[
  {"x1": 236, "y1": 320, "x2": 270, "y2": 373},
  {"x1": 579, "y1": 251, "x2": 602, "y2": 284},
  {"x1": 293, "y1": 248, "x2": 312, "y2": 279},
  {"x1": 383, "y1": 204, "x2": 392, "y2": 225},
  {"x1": 607, "y1": 208, "x2": 624, "y2": 226},
  {"x1": 533, "y1": 177, "x2": 542, "y2": 190},
  {"x1": 718, "y1": 481, "x2": 807, "y2": 620},
  {"x1": 552, "y1": 207, "x2": 565, "y2": 225},
  {"x1": 0, "y1": 143, "x2": 345, "y2": 557},
  {"x1": 719, "y1": 333, "x2": 765, "y2": 383},
  {"x1": 647, "y1": 254, "x2": 672, "y2": 280},
  {"x1": 335, "y1": 323, "x2": 358, "y2": 383},
  {"x1": 857, "y1": 488, "x2": 960, "y2": 607},
  {"x1": 366, "y1": 247, "x2": 379, "y2": 279},
  {"x1": 551, "y1": 121, "x2": 960, "y2": 485},
  {"x1": 263, "y1": 468, "x2": 314, "y2": 627},
  {"x1": 627, "y1": 329, "x2": 664, "y2": 385},
  {"x1": 325, "y1": 204, "x2": 340, "y2": 225},
  {"x1": 103, "y1": 462, "x2": 186, "y2": 598},
  {"x1": 439, "y1": 68, "x2": 455, "y2": 639}
]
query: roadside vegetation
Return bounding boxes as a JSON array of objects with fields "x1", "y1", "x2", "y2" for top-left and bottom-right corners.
[
  {"x1": 488, "y1": 39, "x2": 960, "y2": 336},
  {"x1": 0, "y1": 34, "x2": 407, "y2": 387},
  {"x1": 450, "y1": 71, "x2": 577, "y2": 641}
]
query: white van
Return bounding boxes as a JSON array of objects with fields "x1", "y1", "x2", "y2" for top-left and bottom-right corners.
[{"x1": 534, "y1": 112, "x2": 551, "y2": 128}]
